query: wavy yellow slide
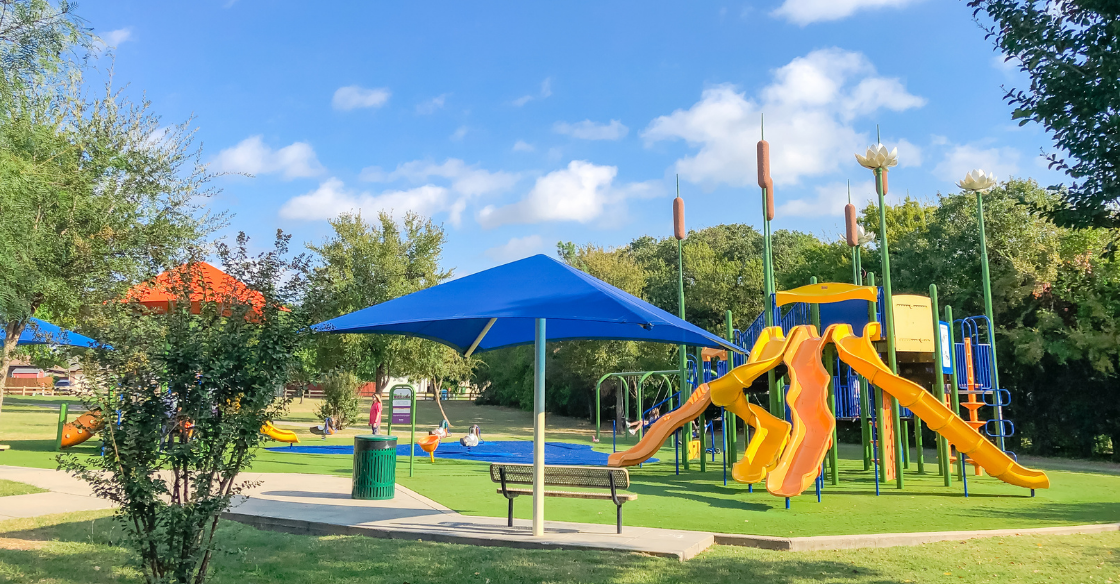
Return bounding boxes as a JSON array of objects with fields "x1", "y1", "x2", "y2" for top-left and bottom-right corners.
[
  {"x1": 765, "y1": 326, "x2": 837, "y2": 497},
  {"x1": 707, "y1": 326, "x2": 792, "y2": 483},
  {"x1": 833, "y1": 323, "x2": 1049, "y2": 490}
]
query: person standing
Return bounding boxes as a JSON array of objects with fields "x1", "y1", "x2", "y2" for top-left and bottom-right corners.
[{"x1": 369, "y1": 393, "x2": 383, "y2": 435}]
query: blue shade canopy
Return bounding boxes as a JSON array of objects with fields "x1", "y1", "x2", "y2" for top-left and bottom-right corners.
[
  {"x1": 2, "y1": 318, "x2": 100, "y2": 348},
  {"x1": 313, "y1": 254, "x2": 741, "y2": 354}
]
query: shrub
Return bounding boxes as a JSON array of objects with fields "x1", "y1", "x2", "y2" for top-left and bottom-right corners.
[{"x1": 317, "y1": 370, "x2": 362, "y2": 430}]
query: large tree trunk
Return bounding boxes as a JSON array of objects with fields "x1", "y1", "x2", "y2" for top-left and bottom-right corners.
[
  {"x1": 375, "y1": 362, "x2": 388, "y2": 398},
  {"x1": 0, "y1": 320, "x2": 29, "y2": 422}
]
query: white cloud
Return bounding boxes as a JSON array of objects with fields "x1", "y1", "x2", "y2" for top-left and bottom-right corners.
[
  {"x1": 449, "y1": 126, "x2": 468, "y2": 141},
  {"x1": 416, "y1": 94, "x2": 448, "y2": 114},
  {"x1": 642, "y1": 48, "x2": 926, "y2": 188},
  {"x1": 512, "y1": 140, "x2": 535, "y2": 152},
  {"x1": 357, "y1": 159, "x2": 520, "y2": 225},
  {"x1": 213, "y1": 135, "x2": 324, "y2": 179},
  {"x1": 935, "y1": 144, "x2": 1021, "y2": 183},
  {"x1": 485, "y1": 235, "x2": 544, "y2": 263},
  {"x1": 332, "y1": 86, "x2": 391, "y2": 111},
  {"x1": 554, "y1": 119, "x2": 629, "y2": 141},
  {"x1": 279, "y1": 179, "x2": 450, "y2": 222},
  {"x1": 478, "y1": 161, "x2": 658, "y2": 228},
  {"x1": 512, "y1": 77, "x2": 553, "y2": 107},
  {"x1": 778, "y1": 179, "x2": 878, "y2": 218},
  {"x1": 992, "y1": 54, "x2": 1021, "y2": 77},
  {"x1": 102, "y1": 27, "x2": 132, "y2": 47},
  {"x1": 772, "y1": 0, "x2": 923, "y2": 25},
  {"x1": 894, "y1": 138, "x2": 922, "y2": 168}
]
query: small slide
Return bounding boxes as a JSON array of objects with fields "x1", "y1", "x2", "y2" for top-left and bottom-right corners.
[
  {"x1": 261, "y1": 421, "x2": 299, "y2": 444},
  {"x1": 607, "y1": 385, "x2": 712, "y2": 467},
  {"x1": 833, "y1": 323, "x2": 1049, "y2": 490},
  {"x1": 765, "y1": 327, "x2": 836, "y2": 497},
  {"x1": 60, "y1": 408, "x2": 104, "y2": 448}
]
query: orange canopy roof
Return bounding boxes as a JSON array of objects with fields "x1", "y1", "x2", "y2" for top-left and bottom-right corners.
[{"x1": 124, "y1": 262, "x2": 267, "y2": 312}]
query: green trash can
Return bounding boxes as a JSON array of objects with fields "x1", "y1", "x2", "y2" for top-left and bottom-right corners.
[{"x1": 352, "y1": 435, "x2": 397, "y2": 500}]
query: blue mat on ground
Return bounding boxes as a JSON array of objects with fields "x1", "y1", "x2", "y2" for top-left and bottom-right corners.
[{"x1": 266, "y1": 440, "x2": 656, "y2": 466}]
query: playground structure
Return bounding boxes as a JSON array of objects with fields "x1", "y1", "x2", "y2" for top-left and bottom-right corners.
[{"x1": 606, "y1": 282, "x2": 1050, "y2": 499}]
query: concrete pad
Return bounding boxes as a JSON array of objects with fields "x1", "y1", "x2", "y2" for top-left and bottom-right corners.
[
  {"x1": 714, "y1": 522, "x2": 1120, "y2": 551},
  {"x1": 226, "y1": 472, "x2": 714, "y2": 560}
]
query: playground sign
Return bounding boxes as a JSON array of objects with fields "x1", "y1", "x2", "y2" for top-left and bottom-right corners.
[
  {"x1": 939, "y1": 321, "x2": 953, "y2": 373},
  {"x1": 391, "y1": 386, "x2": 413, "y2": 424},
  {"x1": 386, "y1": 384, "x2": 418, "y2": 477}
]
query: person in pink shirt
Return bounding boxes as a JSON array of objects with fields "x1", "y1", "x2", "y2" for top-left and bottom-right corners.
[{"x1": 369, "y1": 393, "x2": 383, "y2": 435}]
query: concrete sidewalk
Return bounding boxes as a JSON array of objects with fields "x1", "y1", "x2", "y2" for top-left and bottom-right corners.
[{"x1": 0, "y1": 465, "x2": 114, "y2": 520}]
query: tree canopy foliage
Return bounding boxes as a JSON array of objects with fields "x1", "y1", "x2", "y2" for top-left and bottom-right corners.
[{"x1": 968, "y1": 0, "x2": 1120, "y2": 229}]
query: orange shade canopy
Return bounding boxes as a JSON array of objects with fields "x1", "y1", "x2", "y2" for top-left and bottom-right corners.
[{"x1": 123, "y1": 262, "x2": 267, "y2": 313}]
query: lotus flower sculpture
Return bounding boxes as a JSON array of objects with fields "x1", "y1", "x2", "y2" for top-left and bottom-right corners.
[
  {"x1": 957, "y1": 169, "x2": 997, "y2": 192},
  {"x1": 855, "y1": 143, "x2": 898, "y2": 170},
  {"x1": 856, "y1": 224, "x2": 875, "y2": 245}
]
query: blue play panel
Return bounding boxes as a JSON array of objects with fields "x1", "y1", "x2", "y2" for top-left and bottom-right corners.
[{"x1": 266, "y1": 439, "x2": 656, "y2": 466}]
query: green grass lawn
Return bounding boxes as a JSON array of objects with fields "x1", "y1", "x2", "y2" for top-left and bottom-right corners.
[
  {"x1": 0, "y1": 480, "x2": 46, "y2": 497},
  {"x1": 5, "y1": 398, "x2": 1120, "y2": 538},
  {"x1": 0, "y1": 510, "x2": 1116, "y2": 583}
]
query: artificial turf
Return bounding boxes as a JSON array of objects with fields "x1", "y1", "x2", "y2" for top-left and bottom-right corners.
[{"x1": 5, "y1": 397, "x2": 1119, "y2": 538}]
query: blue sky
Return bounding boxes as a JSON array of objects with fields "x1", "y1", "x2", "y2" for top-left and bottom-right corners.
[{"x1": 83, "y1": 1, "x2": 1062, "y2": 277}]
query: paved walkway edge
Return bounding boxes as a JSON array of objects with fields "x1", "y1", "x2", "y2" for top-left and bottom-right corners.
[
  {"x1": 714, "y1": 522, "x2": 1120, "y2": 551},
  {"x1": 221, "y1": 512, "x2": 711, "y2": 560}
]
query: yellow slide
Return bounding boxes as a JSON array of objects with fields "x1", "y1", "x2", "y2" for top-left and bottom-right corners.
[
  {"x1": 765, "y1": 326, "x2": 837, "y2": 497},
  {"x1": 697, "y1": 326, "x2": 793, "y2": 483},
  {"x1": 606, "y1": 385, "x2": 713, "y2": 467},
  {"x1": 261, "y1": 421, "x2": 299, "y2": 444},
  {"x1": 833, "y1": 323, "x2": 1049, "y2": 490}
]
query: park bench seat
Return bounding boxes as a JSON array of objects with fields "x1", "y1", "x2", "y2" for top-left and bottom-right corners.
[{"x1": 489, "y1": 463, "x2": 636, "y2": 534}]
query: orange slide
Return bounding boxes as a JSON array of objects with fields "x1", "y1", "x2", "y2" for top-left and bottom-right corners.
[
  {"x1": 606, "y1": 385, "x2": 713, "y2": 467},
  {"x1": 764, "y1": 327, "x2": 836, "y2": 497}
]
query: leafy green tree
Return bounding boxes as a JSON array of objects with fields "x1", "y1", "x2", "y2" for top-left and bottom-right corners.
[
  {"x1": 304, "y1": 212, "x2": 449, "y2": 392},
  {"x1": 967, "y1": 0, "x2": 1120, "y2": 229},
  {"x1": 0, "y1": 31, "x2": 217, "y2": 417},
  {"x1": 61, "y1": 233, "x2": 309, "y2": 584}
]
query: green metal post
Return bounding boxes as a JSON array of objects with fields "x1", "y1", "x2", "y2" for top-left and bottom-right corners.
[
  {"x1": 698, "y1": 349, "x2": 706, "y2": 473},
  {"x1": 874, "y1": 166, "x2": 904, "y2": 489},
  {"x1": 974, "y1": 191, "x2": 1005, "y2": 451},
  {"x1": 678, "y1": 234, "x2": 689, "y2": 470},
  {"x1": 945, "y1": 305, "x2": 966, "y2": 482},
  {"x1": 595, "y1": 373, "x2": 611, "y2": 443},
  {"x1": 724, "y1": 310, "x2": 737, "y2": 465},
  {"x1": 930, "y1": 284, "x2": 952, "y2": 486},
  {"x1": 409, "y1": 387, "x2": 416, "y2": 477},
  {"x1": 901, "y1": 420, "x2": 910, "y2": 468},
  {"x1": 55, "y1": 402, "x2": 68, "y2": 451},
  {"x1": 532, "y1": 318, "x2": 547, "y2": 536}
]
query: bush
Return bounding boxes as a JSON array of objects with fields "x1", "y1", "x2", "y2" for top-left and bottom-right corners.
[{"x1": 317, "y1": 370, "x2": 362, "y2": 430}]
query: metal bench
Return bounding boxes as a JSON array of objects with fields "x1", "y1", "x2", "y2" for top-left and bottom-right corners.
[{"x1": 489, "y1": 463, "x2": 636, "y2": 534}]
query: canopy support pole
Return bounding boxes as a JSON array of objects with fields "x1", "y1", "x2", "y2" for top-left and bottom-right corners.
[
  {"x1": 464, "y1": 318, "x2": 497, "y2": 358},
  {"x1": 533, "y1": 318, "x2": 546, "y2": 536}
]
